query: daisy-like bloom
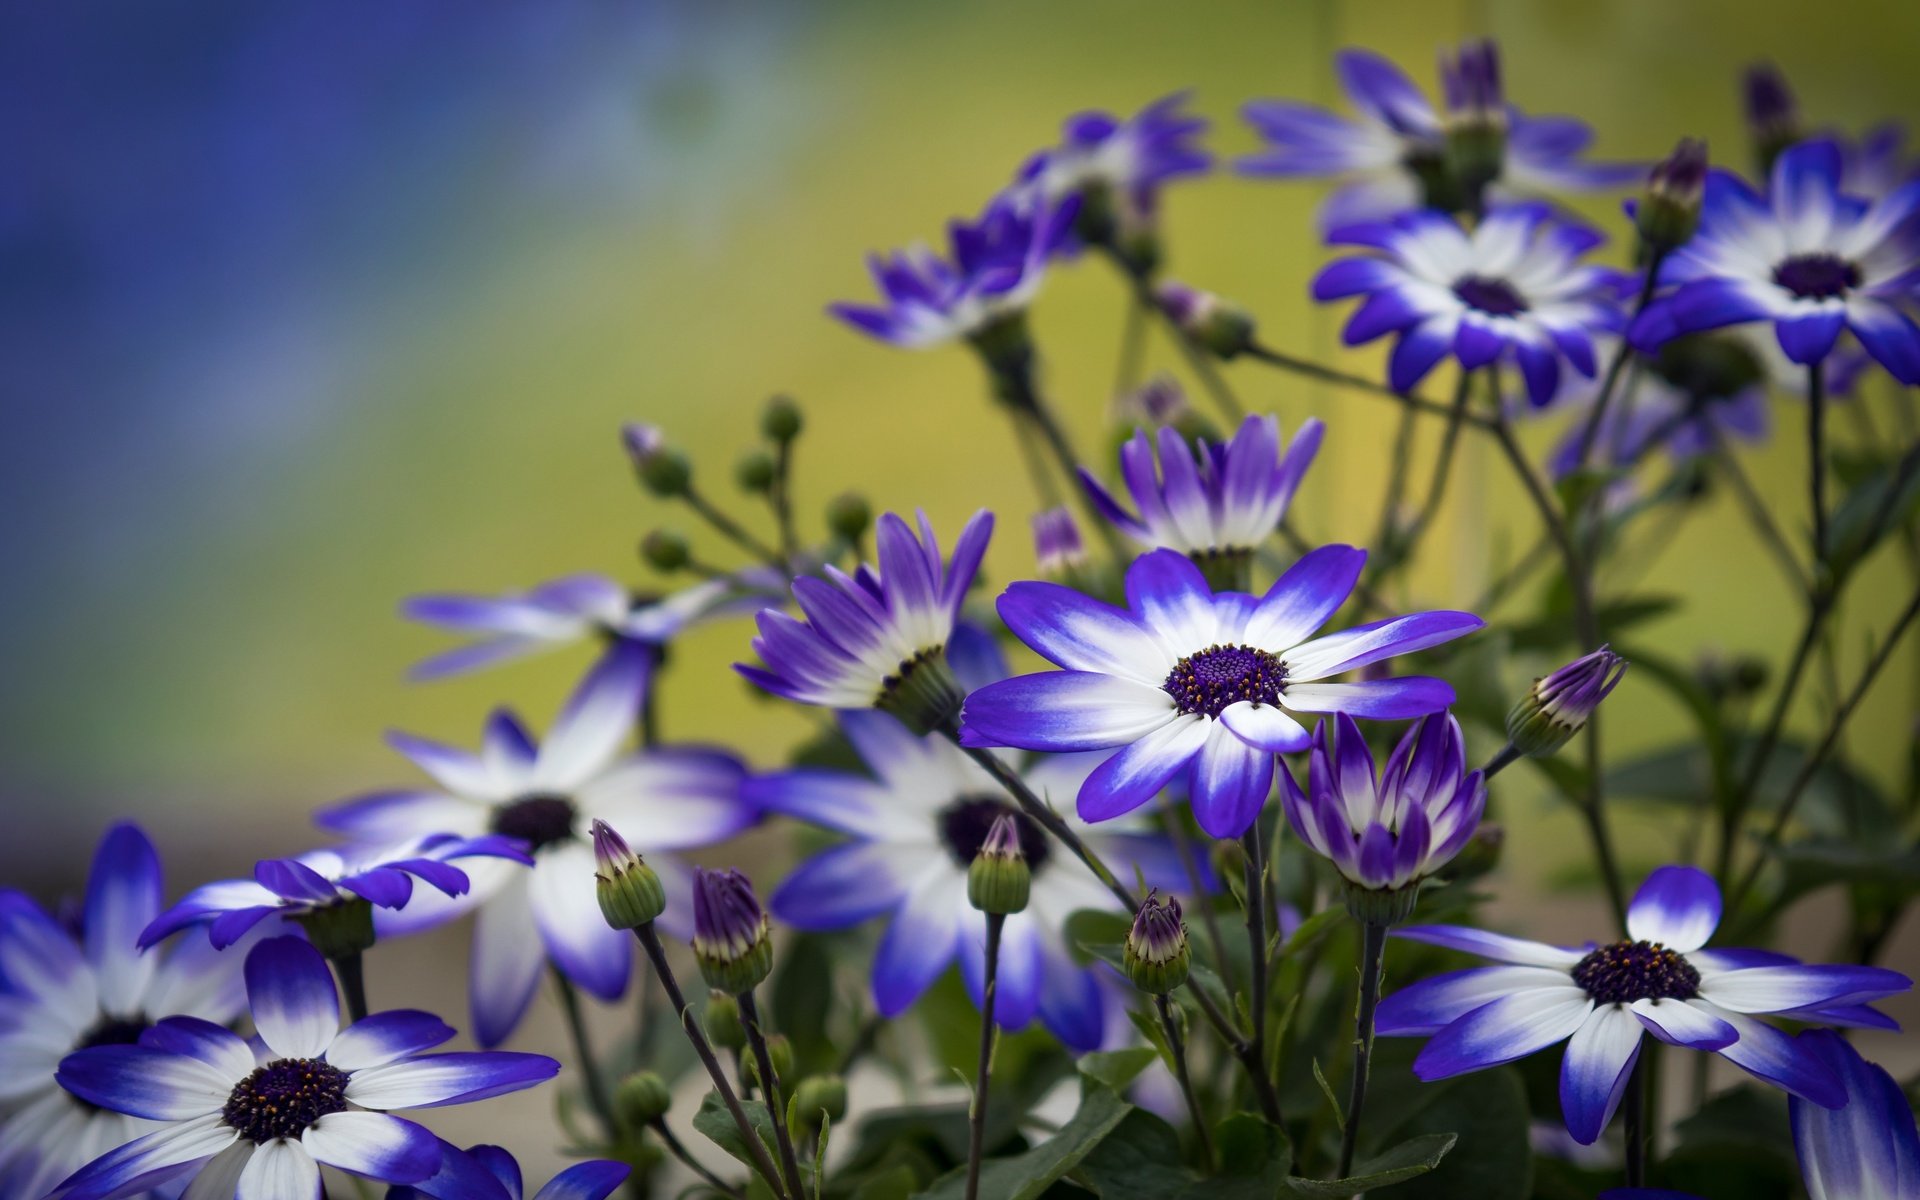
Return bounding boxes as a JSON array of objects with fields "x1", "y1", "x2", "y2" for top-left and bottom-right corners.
[
  {"x1": 1280, "y1": 713, "x2": 1485, "y2": 909},
  {"x1": 1312, "y1": 202, "x2": 1630, "y2": 407},
  {"x1": 1374, "y1": 866, "x2": 1911, "y2": 1144},
  {"x1": 137, "y1": 834, "x2": 530, "y2": 952},
  {"x1": 750, "y1": 629, "x2": 1193, "y2": 1050},
  {"x1": 1077, "y1": 413, "x2": 1325, "y2": 587},
  {"x1": 1789, "y1": 1030, "x2": 1920, "y2": 1200},
  {"x1": 1628, "y1": 139, "x2": 1920, "y2": 385},
  {"x1": 387, "y1": 1142, "x2": 630, "y2": 1200},
  {"x1": 0, "y1": 825, "x2": 255, "y2": 1199},
  {"x1": 961, "y1": 546, "x2": 1481, "y2": 839},
  {"x1": 1015, "y1": 91, "x2": 1211, "y2": 255},
  {"x1": 54, "y1": 937, "x2": 559, "y2": 1200},
  {"x1": 317, "y1": 642, "x2": 754, "y2": 1047},
  {"x1": 1238, "y1": 44, "x2": 1639, "y2": 230},
  {"x1": 827, "y1": 192, "x2": 1077, "y2": 352},
  {"x1": 735, "y1": 508, "x2": 993, "y2": 732}
]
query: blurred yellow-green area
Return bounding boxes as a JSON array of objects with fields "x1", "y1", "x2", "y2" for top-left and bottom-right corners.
[{"x1": 3, "y1": 0, "x2": 1917, "y2": 936}]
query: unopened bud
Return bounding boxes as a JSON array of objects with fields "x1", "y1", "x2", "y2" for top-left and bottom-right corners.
[
  {"x1": 617, "y1": 1071, "x2": 673, "y2": 1127},
  {"x1": 826, "y1": 492, "x2": 872, "y2": 545},
  {"x1": 622, "y1": 423, "x2": 667, "y2": 470},
  {"x1": 1441, "y1": 39, "x2": 1507, "y2": 208},
  {"x1": 592, "y1": 820, "x2": 666, "y2": 930},
  {"x1": 1123, "y1": 890, "x2": 1190, "y2": 993},
  {"x1": 741, "y1": 1033, "x2": 793, "y2": 1092},
  {"x1": 1155, "y1": 282, "x2": 1254, "y2": 360},
  {"x1": 1031, "y1": 508, "x2": 1087, "y2": 579},
  {"x1": 1507, "y1": 646, "x2": 1628, "y2": 757},
  {"x1": 705, "y1": 991, "x2": 746, "y2": 1050},
  {"x1": 640, "y1": 530, "x2": 691, "y2": 573},
  {"x1": 633, "y1": 438, "x2": 692, "y2": 498},
  {"x1": 968, "y1": 813, "x2": 1031, "y2": 915},
  {"x1": 793, "y1": 1075, "x2": 848, "y2": 1132},
  {"x1": 735, "y1": 451, "x2": 777, "y2": 494},
  {"x1": 762, "y1": 395, "x2": 803, "y2": 443},
  {"x1": 692, "y1": 868, "x2": 773, "y2": 994},
  {"x1": 1743, "y1": 62, "x2": 1800, "y2": 175},
  {"x1": 1637, "y1": 138, "x2": 1707, "y2": 258}
]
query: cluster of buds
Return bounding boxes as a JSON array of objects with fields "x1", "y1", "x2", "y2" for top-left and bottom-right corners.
[
  {"x1": 1154, "y1": 281, "x2": 1255, "y2": 360},
  {"x1": 1440, "y1": 39, "x2": 1507, "y2": 208},
  {"x1": 1123, "y1": 890, "x2": 1191, "y2": 994},
  {"x1": 1636, "y1": 138, "x2": 1708, "y2": 260},
  {"x1": 692, "y1": 867, "x2": 775, "y2": 994},
  {"x1": 1507, "y1": 646, "x2": 1629, "y2": 758},
  {"x1": 968, "y1": 813, "x2": 1032, "y2": 915},
  {"x1": 592, "y1": 820, "x2": 667, "y2": 930}
]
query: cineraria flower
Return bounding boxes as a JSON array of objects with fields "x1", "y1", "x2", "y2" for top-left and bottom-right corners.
[
  {"x1": 736, "y1": 509, "x2": 993, "y2": 731},
  {"x1": 318, "y1": 642, "x2": 754, "y2": 1046},
  {"x1": 962, "y1": 546, "x2": 1481, "y2": 838},
  {"x1": 1312, "y1": 202, "x2": 1629, "y2": 406},
  {"x1": 1015, "y1": 91, "x2": 1211, "y2": 251},
  {"x1": 1238, "y1": 45, "x2": 1639, "y2": 229},
  {"x1": 1077, "y1": 413, "x2": 1325, "y2": 585},
  {"x1": 0, "y1": 825, "x2": 253, "y2": 1199},
  {"x1": 138, "y1": 834, "x2": 530, "y2": 951},
  {"x1": 388, "y1": 1142, "x2": 630, "y2": 1200},
  {"x1": 828, "y1": 193, "x2": 1077, "y2": 351},
  {"x1": 751, "y1": 629, "x2": 1193, "y2": 1049},
  {"x1": 1375, "y1": 866, "x2": 1911, "y2": 1144},
  {"x1": 403, "y1": 570, "x2": 784, "y2": 681},
  {"x1": 54, "y1": 937, "x2": 558, "y2": 1199},
  {"x1": 1628, "y1": 139, "x2": 1920, "y2": 384},
  {"x1": 1280, "y1": 713, "x2": 1486, "y2": 902}
]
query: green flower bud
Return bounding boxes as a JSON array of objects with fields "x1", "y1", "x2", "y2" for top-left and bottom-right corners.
[
  {"x1": 1154, "y1": 282, "x2": 1254, "y2": 360},
  {"x1": 692, "y1": 868, "x2": 774, "y2": 995},
  {"x1": 762, "y1": 395, "x2": 803, "y2": 443},
  {"x1": 792, "y1": 1074, "x2": 848, "y2": 1132},
  {"x1": 1123, "y1": 890, "x2": 1190, "y2": 994},
  {"x1": 640, "y1": 530, "x2": 691, "y2": 573},
  {"x1": 1637, "y1": 139, "x2": 1707, "y2": 260},
  {"x1": 592, "y1": 821, "x2": 667, "y2": 930},
  {"x1": 735, "y1": 451, "x2": 777, "y2": 494},
  {"x1": 705, "y1": 991, "x2": 746, "y2": 1050},
  {"x1": 742, "y1": 1033, "x2": 794, "y2": 1092},
  {"x1": 826, "y1": 492, "x2": 872, "y2": 544},
  {"x1": 967, "y1": 812, "x2": 1031, "y2": 915},
  {"x1": 1507, "y1": 646, "x2": 1628, "y2": 758},
  {"x1": 616, "y1": 1070, "x2": 673, "y2": 1127}
]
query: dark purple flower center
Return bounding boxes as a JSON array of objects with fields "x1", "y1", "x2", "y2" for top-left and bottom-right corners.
[
  {"x1": 1772, "y1": 253, "x2": 1860, "y2": 300},
  {"x1": 1163, "y1": 645, "x2": 1287, "y2": 719},
  {"x1": 1452, "y1": 274, "x2": 1528, "y2": 316},
  {"x1": 938, "y1": 796, "x2": 1049, "y2": 870},
  {"x1": 75, "y1": 1014, "x2": 149, "y2": 1051},
  {"x1": 1571, "y1": 939, "x2": 1700, "y2": 1004},
  {"x1": 222, "y1": 1058, "x2": 350, "y2": 1143},
  {"x1": 492, "y1": 795, "x2": 578, "y2": 853}
]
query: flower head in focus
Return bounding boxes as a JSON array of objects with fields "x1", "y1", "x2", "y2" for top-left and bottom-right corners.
[
  {"x1": 1375, "y1": 866, "x2": 1911, "y2": 1144},
  {"x1": 387, "y1": 1142, "x2": 631, "y2": 1200},
  {"x1": 963, "y1": 546, "x2": 1481, "y2": 839},
  {"x1": 54, "y1": 937, "x2": 558, "y2": 1199},
  {"x1": 1313, "y1": 202, "x2": 1629, "y2": 407}
]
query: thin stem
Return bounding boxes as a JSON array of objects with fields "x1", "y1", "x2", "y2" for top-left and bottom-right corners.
[
  {"x1": 631, "y1": 925, "x2": 791, "y2": 1200},
  {"x1": 772, "y1": 439, "x2": 799, "y2": 568},
  {"x1": 1239, "y1": 830, "x2": 1275, "y2": 1123},
  {"x1": 1337, "y1": 920, "x2": 1388, "y2": 1179},
  {"x1": 682, "y1": 485, "x2": 786, "y2": 570},
  {"x1": 1154, "y1": 993, "x2": 1216, "y2": 1170},
  {"x1": 1623, "y1": 1057, "x2": 1647, "y2": 1187},
  {"x1": 651, "y1": 1118, "x2": 744, "y2": 1200},
  {"x1": 1481, "y1": 742, "x2": 1522, "y2": 779},
  {"x1": 332, "y1": 953, "x2": 369, "y2": 1024},
  {"x1": 1368, "y1": 370, "x2": 1474, "y2": 585},
  {"x1": 992, "y1": 355, "x2": 1130, "y2": 562},
  {"x1": 1113, "y1": 291, "x2": 1149, "y2": 403},
  {"x1": 1572, "y1": 255, "x2": 1663, "y2": 473},
  {"x1": 965, "y1": 913, "x2": 1006, "y2": 1200},
  {"x1": 1007, "y1": 408, "x2": 1065, "y2": 510},
  {"x1": 738, "y1": 991, "x2": 807, "y2": 1200},
  {"x1": 1369, "y1": 405, "x2": 1419, "y2": 575},
  {"x1": 1713, "y1": 436, "x2": 1810, "y2": 596},
  {"x1": 553, "y1": 970, "x2": 617, "y2": 1138},
  {"x1": 1241, "y1": 340, "x2": 1495, "y2": 427},
  {"x1": 1808, "y1": 361, "x2": 1829, "y2": 562},
  {"x1": 1162, "y1": 811, "x2": 1236, "y2": 992}
]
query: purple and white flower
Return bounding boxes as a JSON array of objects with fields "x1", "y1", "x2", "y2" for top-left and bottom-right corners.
[
  {"x1": 1312, "y1": 202, "x2": 1629, "y2": 406},
  {"x1": 318, "y1": 642, "x2": 754, "y2": 1046},
  {"x1": 828, "y1": 194, "x2": 1078, "y2": 350},
  {"x1": 1280, "y1": 713, "x2": 1486, "y2": 894},
  {"x1": 138, "y1": 834, "x2": 530, "y2": 951},
  {"x1": 1015, "y1": 91, "x2": 1211, "y2": 239},
  {"x1": 388, "y1": 1142, "x2": 630, "y2": 1200},
  {"x1": 1077, "y1": 413, "x2": 1324, "y2": 568},
  {"x1": 961, "y1": 546, "x2": 1481, "y2": 839},
  {"x1": 0, "y1": 825, "x2": 255, "y2": 1200},
  {"x1": 1628, "y1": 138, "x2": 1920, "y2": 384},
  {"x1": 752, "y1": 629, "x2": 1193, "y2": 1049},
  {"x1": 1789, "y1": 1030, "x2": 1919, "y2": 1200},
  {"x1": 1238, "y1": 45, "x2": 1639, "y2": 229},
  {"x1": 53, "y1": 937, "x2": 558, "y2": 1200},
  {"x1": 1375, "y1": 865, "x2": 1911, "y2": 1144}
]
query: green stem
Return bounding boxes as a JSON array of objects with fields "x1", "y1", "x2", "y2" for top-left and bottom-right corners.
[
  {"x1": 1623, "y1": 1057, "x2": 1647, "y2": 1187},
  {"x1": 1241, "y1": 341, "x2": 1493, "y2": 427},
  {"x1": 553, "y1": 970, "x2": 617, "y2": 1138},
  {"x1": 1113, "y1": 290, "x2": 1149, "y2": 402},
  {"x1": 1154, "y1": 993, "x2": 1216, "y2": 1170},
  {"x1": 1481, "y1": 742, "x2": 1522, "y2": 779},
  {"x1": 682, "y1": 484, "x2": 786, "y2": 570},
  {"x1": 1239, "y1": 830, "x2": 1278, "y2": 1124},
  {"x1": 965, "y1": 913, "x2": 1006, "y2": 1200},
  {"x1": 738, "y1": 991, "x2": 807, "y2": 1200},
  {"x1": 332, "y1": 953, "x2": 369, "y2": 1025},
  {"x1": 1571, "y1": 254, "x2": 1663, "y2": 472},
  {"x1": 1336, "y1": 921, "x2": 1388, "y2": 1178},
  {"x1": 651, "y1": 1118, "x2": 744, "y2": 1199},
  {"x1": 772, "y1": 438, "x2": 799, "y2": 568},
  {"x1": 1809, "y1": 361, "x2": 1828, "y2": 562},
  {"x1": 1368, "y1": 370, "x2": 1474, "y2": 586}
]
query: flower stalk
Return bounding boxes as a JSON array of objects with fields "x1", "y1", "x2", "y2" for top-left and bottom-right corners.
[
  {"x1": 738, "y1": 990, "x2": 808, "y2": 1200},
  {"x1": 1337, "y1": 919, "x2": 1390, "y2": 1178},
  {"x1": 965, "y1": 912, "x2": 1006, "y2": 1200}
]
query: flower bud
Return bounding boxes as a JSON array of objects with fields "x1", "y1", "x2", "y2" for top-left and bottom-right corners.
[
  {"x1": 967, "y1": 813, "x2": 1031, "y2": 915},
  {"x1": 632, "y1": 437, "x2": 692, "y2": 498},
  {"x1": 294, "y1": 897, "x2": 376, "y2": 960},
  {"x1": 704, "y1": 991, "x2": 746, "y2": 1050},
  {"x1": 735, "y1": 451, "x2": 777, "y2": 494},
  {"x1": 1154, "y1": 281, "x2": 1254, "y2": 360},
  {"x1": 1440, "y1": 39, "x2": 1507, "y2": 206},
  {"x1": 826, "y1": 492, "x2": 872, "y2": 545},
  {"x1": 616, "y1": 1070, "x2": 673, "y2": 1127},
  {"x1": 792, "y1": 1074, "x2": 848, "y2": 1132},
  {"x1": 622, "y1": 422, "x2": 667, "y2": 470},
  {"x1": 1637, "y1": 138, "x2": 1707, "y2": 258},
  {"x1": 762, "y1": 395, "x2": 804, "y2": 443},
  {"x1": 692, "y1": 867, "x2": 774, "y2": 994},
  {"x1": 1030, "y1": 508, "x2": 1087, "y2": 580},
  {"x1": 1507, "y1": 646, "x2": 1628, "y2": 757},
  {"x1": 740, "y1": 1032, "x2": 793, "y2": 1092},
  {"x1": 1743, "y1": 62, "x2": 1800, "y2": 175},
  {"x1": 640, "y1": 530, "x2": 691, "y2": 573},
  {"x1": 592, "y1": 820, "x2": 666, "y2": 930},
  {"x1": 1123, "y1": 890, "x2": 1190, "y2": 994}
]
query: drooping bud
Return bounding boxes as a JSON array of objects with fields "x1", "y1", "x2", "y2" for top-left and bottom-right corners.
[
  {"x1": 1636, "y1": 138, "x2": 1708, "y2": 259},
  {"x1": 1507, "y1": 646, "x2": 1628, "y2": 757},
  {"x1": 735, "y1": 451, "x2": 777, "y2": 494},
  {"x1": 592, "y1": 820, "x2": 666, "y2": 930},
  {"x1": 1154, "y1": 281, "x2": 1254, "y2": 359},
  {"x1": 625, "y1": 425, "x2": 692, "y2": 497},
  {"x1": 1743, "y1": 62, "x2": 1800, "y2": 175},
  {"x1": 761, "y1": 395, "x2": 804, "y2": 443},
  {"x1": 967, "y1": 813, "x2": 1031, "y2": 915},
  {"x1": 1031, "y1": 508, "x2": 1087, "y2": 579},
  {"x1": 691, "y1": 867, "x2": 774, "y2": 994},
  {"x1": 640, "y1": 530, "x2": 691, "y2": 573},
  {"x1": 1440, "y1": 38, "x2": 1507, "y2": 207},
  {"x1": 616, "y1": 1070, "x2": 674, "y2": 1127},
  {"x1": 792, "y1": 1075, "x2": 848, "y2": 1132},
  {"x1": 741, "y1": 1033, "x2": 793, "y2": 1092},
  {"x1": 1123, "y1": 890, "x2": 1191, "y2": 994},
  {"x1": 826, "y1": 492, "x2": 872, "y2": 545},
  {"x1": 704, "y1": 991, "x2": 746, "y2": 1050}
]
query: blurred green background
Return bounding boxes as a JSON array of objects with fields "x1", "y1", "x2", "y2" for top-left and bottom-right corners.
[{"x1": 6, "y1": 0, "x2": 1919, "y2": 1177}]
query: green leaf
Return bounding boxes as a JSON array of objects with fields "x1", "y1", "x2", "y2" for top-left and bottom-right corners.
[
  {"x1": 692, "y1": 1093, "x2": 783, "y2": 1188},
  {"x1": 1606, "y1": 736, "x2": 1896, "y2": 840},
  {"x1": 913, "y1": 1078, "x2": 1132, "y2": 1200},
  {"x1": 1281, "y1": 1133, "x2": 1456, "y2": 1196},
  {"x1": 1077, "y1": 1047, "x2": 1159, "y2": 1093},
  {"x1": 772, "y1": 933, "x2": 837, "y2": 1077},
  {"x1": 1278, "y1": 907, "x2": 1345, "y2": 959},
  {"x1": 847, "y1": 1166, "x2": 919, "y2": 1200},
  {"x1": 1072, "y1": 1111, "x2": 1294, "y2": 1200},
  {"x1": 1377, "y1": 1068, "x2": 1531, "y2": 1199},
  {"x1": 1774, "y1": 838, "x2": 1920, "y2": 902},
  {"x1": 1828, "y1": 442, "x2": 1920, "y2": 579}
]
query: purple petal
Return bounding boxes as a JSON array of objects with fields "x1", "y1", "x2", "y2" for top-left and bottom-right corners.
[
  {"x1": 1413, "y1": 987, "x2": 1592, "y2": 1080},
  {"x1": 1775, "y1": 308, "x2": 1847, "y2": 364},
  {"x1": 960, "y1": 672, "x2": 1175, "y2": 752},
  {"x1": 1283, "y1": 677, "x2": 1456, "y2": 718},
  {"x1": 1218, "y1": 701, "x2": 1311, "y2": 753},
  {"x1": 344, "y1": 1052, "x2": 561, "y2": 1110},
  {"x1": 536, "y1": 1160, "x2": 634, "y2": 1200},
  {"x1": 84, "y1": 823, "x2": 163, "y2": 1015},
  {"x1": 55, "y1": 1044, "x2": 235, "y2": 1120},
  {"x1": 1711, "y1": 1009, "x2": 1845, "y2": 1107},
  {"x1": 1187, "y1": 724, "x2": 1276, "y2": 838},
  {"x1": 1625, "y1": 866, "x2": 1722, "y2": 952},
  {"x1": 1376, "y1": 966, "x2": 1574, "y2": 1036},
  {"x1": 996, "y1": 580, "x2": 1171, "y2": 679},
  {"x1": 301, "y1": 1111, "x2": 441, "y2": 1182},
  {"x1": 871, "y1": 874, "x2": 964, "y2": 1017},
  {"x1": 326, "y1": 1011, "x2": 458, "y2": 1072},
  {"x1": 1243, "y1": 544, "x2": 1365, "y2": 650},
  {"x1": 1698, "y1": 964, "x2": 1911, "y2": 1014},
  {"x1": 771, "y1": 843, "x2": 917, "y2": 931},
  {"x1": 1789, "y1": 1029, "x2": 1920, "y2": 1200},
  {"x1": 1076, "y1": 716, "x2": 1210, "y2": 823},
  {"x1": 1393, "y1": 924, "x2": 1583, "y2": 966},
  {"x1": 246, "y1": 936, "x2": 340, "y2": 1060},
  {"x1": 1630, "y1": 999, "x2": 1735, "y2": 1050},
  {"x1": 1558, "y1": 1005, "x2": 1643, "y2": 1145},
  {"x1": 1285, "y1": 611, "x2": 1483, "y2": 679}
]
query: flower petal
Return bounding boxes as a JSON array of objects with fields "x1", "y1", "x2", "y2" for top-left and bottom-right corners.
[
  {"x1": 1558, "y1": 1004, "x2": 1644, "y2": 1145},
  {"x1": 1789, "y1": 1029, "x2": 1920, "y2": 1200},
  {"x1": 531, "y1": 642, "x2": 648, "y2": 792},
  {"x1": 1697, "y1": 964, "x2": 1911, "y2": 1015},
  {"x1": 325, "y1": 1011, "x2": 457, "y2": 1072},
  {"x1": 1124, "y1": 549, "x2": 1219, "y2": 647},
  {"x1": 1709, "y1": 1009, "x2": 1845, "y2": 1107},
  {"x1": 53, "y1": 1113, "x2": 239, "y2": 1200},
  {"x1": 1187, "y1": 722, "x2": 1276, "y2": 839},
  {"x1": 1393, "y1": 924, "x2": 1585, "y2": 966},
  {"x1": 1242, "y1": 545, "x2": 1366, "y2": 651},
  {"x1": 236, "y1": 1137, "x2": 319, "y2": 1200},
  {"x1": 245, "y1": 937, "x2": 340, "y2": 1060},
  {"x1": 301, "y1": 1111, "x2": 440, "y2": 1182},
  {"x1": 1376, "y1": 966, "x2": 1576, "y2": 1036},
  {"x1": 772, "y1": 842, "x2": 928, "y2": 931},
  {"x1": 1076, "y1": 715, "x2": 1210, "y2": 823},
  {"x1": 55, "y1": 1045, "x2": 236, "y2": 1120},
  {"x1": 469, "y1": 875, "x2": 546, "y2": 1048},
  {"x1": 996, "y1": 581, "x2": 1172, "y2": 681},
  {"x1": 345, "y1": 1052, "x2": 560, "y2": 1110},
  {"x1": 1218, "y1": 701, "x2": 1311, "y2": 752},
  {"x1": 1625, "y1": 866, "x2": 1722, "y2": 952},
  {"x1": 871, "y1": 871, "x2": 965, "y2": 1017},
  {"x1": 536, "y1": 1160, "x2": 635, "y2": 1200},
  {"x1": 1631, "y1": 998, "x2": 1735, "y2": 1051},
  {"x1": 1412, "y1": 987, "x2": 1592, "y2": 1080},
  {"x1": 1282, "y1": 677, "x2": 1456, "y2": 718},
  {"x1": 961, "y1": 672, "x2": 1175, "y2": 752},
  {"x1": 528, "y1": 844, "x2": 631, "y2": 1002},
  {"x1": 84, "y1": 823, "x2": 163, "y2": 1016}
]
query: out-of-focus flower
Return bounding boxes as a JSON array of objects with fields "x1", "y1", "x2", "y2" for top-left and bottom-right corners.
[
  {"x1": 1629, "y1": 139, "x2": 1920, "y2": 384},
  {"x1": 1635, "y1": 138, "x2": 1710, "y2": 257},
  {"x1": 1313, "y1": 202, "x2": 1629, "y2": 407},
  {"x1": 388, "y1": 1142, "x2": 631, "y2": 1200},
  {"x1": 1840, "y1": 122, "x2": 1917, "y2": 202},
  {"x1": 1017, "y1": 90, "x2": 1210, "y2": 262},
  {"x1": 1031, "y1": 507, "x2": 1088, "y2": 578},
  {"x1": 55, "y1": 937, "x2": 558, "y2": 1199},
  {"x1": 318, "y1": 642, "x2": 754, "y2": 1046},
  {"x1": 1506, "y1": 646, "x2": 1628, "y2": 757},
  {"x1": 1376, "y1": 866, "x2": 1911, "y2": 1145},
  {"x1": 690, "y1": 868, "x2": 773, "y2": 995},
  {"x1": 962, "y1": 546, "x2": 1480, "y2": 838},
  {"x1": 1789, "y1": 1030, "x2": 1920, "y2": 1200},
  {"x1": 1154, "y1": 280, "x2": 1257, "y2": 358},
  {"x1": 1743, "y1": 62, "x2": 1802, "y2": 175}
]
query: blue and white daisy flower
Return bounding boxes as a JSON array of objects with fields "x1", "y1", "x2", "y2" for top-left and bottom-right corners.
[
  {"x1": 1375, "y1": 865, "x2": 1911, "y2": 1145},
  {"x1": 1629, "y1": 138, "x2": 1920, "y2": 384},
  {"x1": 138, "y1": 834, "x2": 531, "y2": 952},
  {"x1": 1238, "y1": 45, "x2": 1639, "y2": 230},
  {"x1": 54, "y1": 937, "x2": 559, "y2": 1200},
  {"x1": 1077, "y1": 413, "x2": 1324, "y2": 580},
  {"x1": 736, "y1": 509, "x2": 993, "y2": 725},
  {"x1": 1015, "y1": 91, "x2": 1211, "y2": 241},
  {"x1": 0, "y1": 825, "x2": 255, "y2": 1199},
  {"x1": 961, "y1": 546, "x2": 1481, "y2": 839},
  {"x1": 1790, "y1": 1030, "x2": 1920, "y2": 1200},
  {"x1": 389, "y1": 1142, "x2": 630, "y2": 1200},
  {"x1": 1312, "y1": 202, "x2": 1629, "y2": 406},
  {"x1": 318, "y1": 642, "x2": 754, "y2": 1047},
  {"x1": 828, "y1": 195, "x2": 1077, "y2": 350},
  {"x1": 750, "y1": 628, "x2": 1194, "y2": 1050}
]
